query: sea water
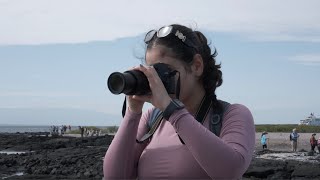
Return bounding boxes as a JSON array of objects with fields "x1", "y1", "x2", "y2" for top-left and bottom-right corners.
[
  {"x1": 0, "y1": 125, "x2": 109, "y2": 133},
  {"x1": 0, "y1": 125, "x2": 52, "y2": 133}
]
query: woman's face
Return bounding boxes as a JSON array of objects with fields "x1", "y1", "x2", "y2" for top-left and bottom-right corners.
[{"x1": 145, "y1": 46, "x2": 201, "y2": 102}]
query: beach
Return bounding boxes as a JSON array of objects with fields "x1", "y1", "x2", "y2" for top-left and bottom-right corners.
[
  {"x1": 0, "y1": 132, "x2": 319, "y2": 179},
  {"x1": 255, "y1": 132, "x2": 317, "y2": 152}
]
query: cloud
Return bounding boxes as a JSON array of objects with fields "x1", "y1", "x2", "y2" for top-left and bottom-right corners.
[
  {"x1": 289, "y1": 54, "x2": 320, "y2": 66},
  {"x1": 0, "y1": 0, "x2": 320, "y2": 45},
  {"x1": 247, "y1": 34, "x2": 320, "y2": 43}
]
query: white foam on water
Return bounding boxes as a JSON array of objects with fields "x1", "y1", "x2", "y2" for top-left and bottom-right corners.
[
  {"x1": 257, "y1": 152, "x2": 320, "y2": 163},
  {"x1": 0, "y1": 150, "x2": 26, "y2": 155},
  {"x1": 2, "y1": 172, "x2": 24, "y2": 179}
]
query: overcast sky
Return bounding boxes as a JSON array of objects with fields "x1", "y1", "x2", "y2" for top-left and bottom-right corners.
[
  {"x1": 0, "y1": 0, "x2": 319, "y2": 125},
  {"x1": 1, "y1": 0, "x2": 320, "y2": 45}
]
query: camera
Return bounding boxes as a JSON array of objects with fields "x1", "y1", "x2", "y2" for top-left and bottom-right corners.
[{"x1": 107, "y1": 63, "x2": 177, "y2": 95}]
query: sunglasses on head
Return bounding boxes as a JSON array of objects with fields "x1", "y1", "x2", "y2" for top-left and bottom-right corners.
[{"x1": 144, "y1": 25, "x2": 197, "y2": 50}]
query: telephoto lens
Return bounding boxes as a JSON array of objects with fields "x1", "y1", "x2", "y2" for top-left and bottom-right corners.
[
  {"x1": 107, "y1": 70, "x2": 150, "y2": 95},
  {"x1": 107, "y1": 63, "x2": 176, "y2": 95}
]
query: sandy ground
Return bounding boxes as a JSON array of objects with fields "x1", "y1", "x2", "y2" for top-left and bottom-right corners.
[{"x1": 255, "y1": 132, "x2": 319, "y2": 152}]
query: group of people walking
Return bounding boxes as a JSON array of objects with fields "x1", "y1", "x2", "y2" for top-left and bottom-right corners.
[
  {"x1": 78, "y1": 126, "x2": 102, "y2": 138},
  {"x1": 290, "y1": 128, "x2": 320, "y2": 153},
  {"x1": 50, "y1": 125, "x2": 71, "y2": 136},
  {"x1": 261, "y1": 128, "x2": 320, "y2": 153}
]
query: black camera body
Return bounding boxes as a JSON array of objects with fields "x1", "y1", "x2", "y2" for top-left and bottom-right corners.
[{"x1": 107, "y1": 63, "x2": 176, "y2": 95}]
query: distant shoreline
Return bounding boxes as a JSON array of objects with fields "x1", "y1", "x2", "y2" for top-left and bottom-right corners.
[{"x1": 1, "y1": 124, "x2": 320, "y2": 133}]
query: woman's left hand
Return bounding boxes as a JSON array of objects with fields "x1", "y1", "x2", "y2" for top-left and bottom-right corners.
[{"x1": 131, "y1": 64, "x2": 171, "y2": 111}]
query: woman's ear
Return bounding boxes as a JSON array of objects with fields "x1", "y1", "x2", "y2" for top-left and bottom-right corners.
[{"x1": 191, "y1": 54, "x2": 204, "y2": 77}]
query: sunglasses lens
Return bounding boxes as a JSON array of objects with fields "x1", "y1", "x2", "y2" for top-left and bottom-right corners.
[
  {"x1": 144, "y1": 30, "x2": 157, "y2": 43},
  {"x1": 158, "y1": 26, "x2": 173, "y2": 38}
]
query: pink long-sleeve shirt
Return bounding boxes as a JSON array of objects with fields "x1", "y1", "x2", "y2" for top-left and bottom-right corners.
[{"x1": 104, "y1": 104, "x2": 255, "y2": 179}]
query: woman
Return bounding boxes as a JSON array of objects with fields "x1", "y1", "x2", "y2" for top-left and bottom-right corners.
[
  {"x1": 310, "y1": 133, "x2": 317, "y2": 152},
  {"x1": 104, "y1": 24, "x2": 255, "y2": 179}
]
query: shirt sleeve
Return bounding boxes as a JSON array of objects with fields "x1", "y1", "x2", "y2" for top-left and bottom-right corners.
[
  {"x1": 168, "y1": 104, "x2": 255, "y2": 179},
  {"x1": 103, "y1": 107, "x2": 152, "y2": 179},
  {"x1": 261, "y1": 135, "x2": 266, "y2": 144}
]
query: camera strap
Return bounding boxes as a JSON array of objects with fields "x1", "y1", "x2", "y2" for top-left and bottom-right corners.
[
  {"x1": 175, "y1": 72, "x2": 181, "y2": 99},
  {"x1": 136, "y1": 95, "x2": 212, "y2": 143},
  {"x1": 122, "y1": 97, "x2": 127, "y2": 118}
]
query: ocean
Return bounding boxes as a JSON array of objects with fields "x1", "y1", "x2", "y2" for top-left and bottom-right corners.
[
  {"x1": 0, "y1": 125, "x2": 51, "y2": 133},
  {"x1": 0, "y1": 125, "x2": 109, "y2": 133}
]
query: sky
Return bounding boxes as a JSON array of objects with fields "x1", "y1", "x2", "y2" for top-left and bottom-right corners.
[{"x1": 0, "y1": 0, "x2": 319, "y2": 125}]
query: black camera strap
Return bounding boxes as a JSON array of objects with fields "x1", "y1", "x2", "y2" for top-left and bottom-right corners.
[
  {"x1": 175, "y1": 72, "x2": 181, "y2": 99},
  {"x1": 194, "y1": 94, "x2": 212, "y2": 124},
  {"x1": 137, "y1": 109, "x2": 163, "y2": 143},
  {"x1": 122, "y1": 97, "x2": 127, "y2": 118},
  {"x1": 136, "y1": 95, "x2": 212, "y2": 143}
]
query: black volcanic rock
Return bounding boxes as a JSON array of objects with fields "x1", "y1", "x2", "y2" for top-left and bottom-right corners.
[{"x1": 0, "y1": 133, "x2": 113, "y2": 179}]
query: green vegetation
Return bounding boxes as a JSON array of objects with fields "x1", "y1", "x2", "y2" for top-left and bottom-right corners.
[
  {"x1": 256, "y1": 124, "x2": 320, "y2": 133},
  {"x1": 102, "y1": 126, "x2": 119, "y2": 134}
]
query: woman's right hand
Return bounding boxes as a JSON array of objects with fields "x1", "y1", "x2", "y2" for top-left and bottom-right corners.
[
  {"x1": 131, "y1": 65, "x2": 171, "y2": 111},
  {"x1": 127, "y1": 95, "x2": 145, "y2": 114},
  {"x1": 125, "y1": 66, "x2": 150, "y2": 114},
  {"x1": 126, "y1": 64, "x2": 171, "y2": 114}
]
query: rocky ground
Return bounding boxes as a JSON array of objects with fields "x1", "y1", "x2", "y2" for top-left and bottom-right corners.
[
  {"x1": 0, "y1": 133, "x2": 113, "y2": 179},
  {"x1": 0, "y1": 133, "x2": 320, "y2": 179},
  {"x1": 245, "y1": 132, "x2": 320, "y2": 179},
  {"x1": 244, "y1": 149, "x2": 320, "y2": 180}
]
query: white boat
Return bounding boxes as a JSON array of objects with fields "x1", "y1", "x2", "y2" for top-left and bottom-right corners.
[{"x1": 299, "y1": 113, "x2": 320, "y2": 126}]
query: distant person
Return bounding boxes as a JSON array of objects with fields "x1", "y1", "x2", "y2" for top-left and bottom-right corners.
[
  {"x1": 59, "y1": 126, "x2": 63, "y2": 135},
  {"x1": 79, "y1": 126, "x2": 84, "y2": 138},
  {"x1": 50, "y1": 126, "x2": 54, "y2": 136},
  {"x1": 290, "y1": 128, "x2": 300, "y2": 152},
  {"x1": 83, "y1": 127, "x2": 87, "y2": 137},
  {"x1": 310, "y1": 133, "x2": 317, "y2": 152},
  {"x1": 103, "y1": 24, "x2": 255, "y2": 179},
  {"x1": 63, "y1": 125, "x2": 67, "y2": 133},
  {"x1": 261, "y1": 131, "x2": 269, "y2": 149},
  {"x1": 54, "y1": 126, "x2": 58, "y2": 135}
]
